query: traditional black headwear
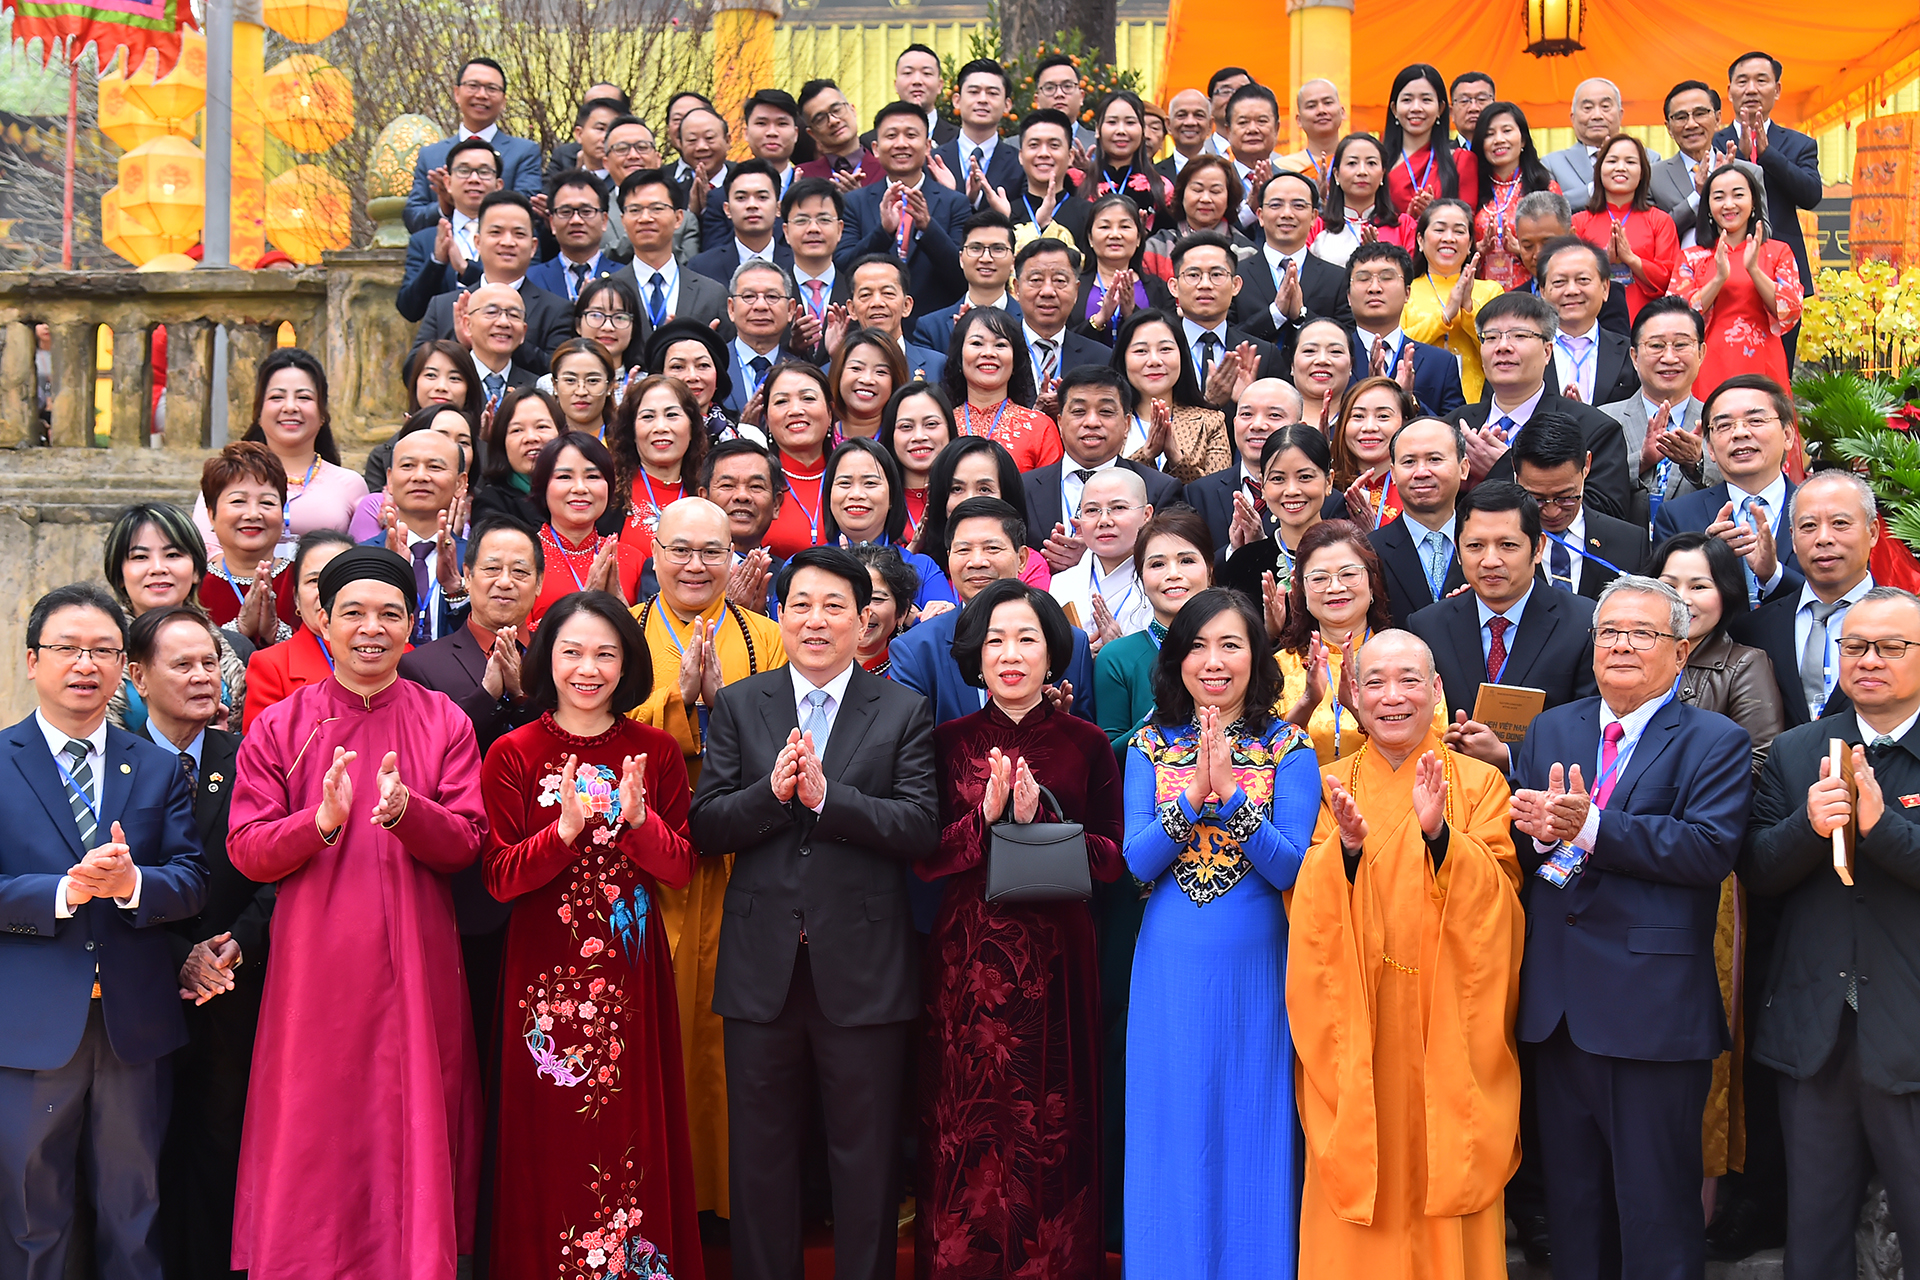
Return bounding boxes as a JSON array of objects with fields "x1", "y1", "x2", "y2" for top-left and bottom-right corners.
[
  {"x1": 317, "y1": 544, "x2": 419, "y2": 613},
  {"x1": 645, "y1": 317, "x2": 734, "y2": 407}
]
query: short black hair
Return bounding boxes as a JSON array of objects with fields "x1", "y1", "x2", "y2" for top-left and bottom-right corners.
[
  {"x1": 103, "y1": 502, "x2": 207, "y2": 609},
  {"x1": 921, "y1": 439, "x2": 1027, "y2": 560},
  {"x1": 1150, "y1": 587, "x2": 1283, "y2": 728},
  {"x1": 944, "y1": 496, "x2": 1026, "y2": 565},
  {"x1": 1225, "y1": 83, "x2": 1279, "y2": 126},
  {"x1": 782, "y1": 176, "x2": 844, "y2": 220},
  {"x1": 28, "y1": 583, "x2": 127, "y2": 651},
  {"x1": 1450, "y1": 70, "x2": 1495, "y2": 96},
  {"x1": 724, "y1": 158, "x2": 780, "y2": 198},
  {"x1": 1511, "y1": 415, "x2": 1590, "y2": 473},
  {"x1": 776, "y1": 545, "x2": 873, "y2": 611},
  {"x1": 1700, "y1": 372, "x2": 1793, "y2": 432},
  {"x1": 796, "y1": 79, "x2": 840, "y2": 116},
  {"x1": 465, "y1": 514, "x2": 544, "y2": 576},
  {"x1": 1388, "y1": 415, "x2": 1469, "y2": 464},
  {"x1": 1630, "y1": 294, "x2": 1706, "y2": 346},
  {"x1": 1014, "y1": 235, "x2": 1081, "y2": 275},
  {"x1": 1018, "y1": 109, "x2": 1074, "y2": 145},
  {"x1": 897, "y1": 42, "x2": 939, "y2": 67},
  {"x1": 1259, "y1": 421, "x2": 1333, "y2": 476},
  {"x1": 477, "y1": 188, "x2": 534, "y2": 228},
  {"x1": 872, "y1": 100, "x2": 930, "y2": 136},
  {"x1": 848, "y1": 543, "x2": 920, "y2": 620},
  {"x1": 1728, "y1": 51, "x2": 1782, "y2": 81},
  {"x1": 1056, "y1": 364, "x2": 1128, "y2": 406},
  {"x1": 1474, "y1": 288, "x2": 1558, "y2": 341},
  {"x1": 950, "y1": 578, "x2": 1075, "y2": 688},
  {"x1": 522, "y1": 591, "x2": 655, "y2": 716},
  {"x1": 956, "y1": 57, "x2": 1012, "y2": 97},
  {"x1": 1535, "y1": 233, "x2": 1607, "y2": 282},
  {"x1": 744, "y1": 87, "x2": 800, "y2": 126},
  {"x1": 291, "y1": 528, "x2": 355, "y2": 591},
  {"x1": 606, "y1": 113, "x2": 653, "y2": 138},
  {"x1": 618, "y1": 167, "x2": 684, "y2": 211},
  {"x1": 546, "y1": 168, "x2": 609, "y2": 211},
  {"x1": 456, "y1": 57, "x2": 504, "y2": 89},
  {"x1": 128, "y1": 604, "x2": 219, "y2": 667},
  {"x1": 1346, "y1": 240, "x2": 1414, "y2": 285},
  {"x1": 1647, "y1": 531, "x2": 1748, "y2": 638},
  {"x1": 1455, "y1": 480, "x2": 1541, "y2": 549},
  {"x1": 820, "y1": 438, "x2": 908, "y2": 545},
  {"x1": 574, "y1": 96, "x2": 623, "y2": 127},
  {"x1": 445, "y1": 136, "x2": 501, "y2": 174},
  {"x1": 697, "y1": 438, "x2": 784, "y2": 497},
  {"x1": 1170, "y1": 229, "x2": 1236, "y2": 275},
  {"x1": 1663, "y1": 79, "x2": 1722, "y2": 118},
  {"x1": 962, "y1": 208, "x2": 1016, "y2": 249},
  {"x1": 1034, "y1": 53, "x2": 1080, "y2": 84},
  {"x1": 1207, "y1": 67, "x2": 1251, "y2": 96}
]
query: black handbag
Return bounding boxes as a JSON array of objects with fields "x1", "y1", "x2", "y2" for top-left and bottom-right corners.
[{"x1": 984, "y1": 785, "x2": 1092, "y2": 904}]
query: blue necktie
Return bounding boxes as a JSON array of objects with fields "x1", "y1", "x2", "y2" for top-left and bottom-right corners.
[
  {"x1": 61, "y1": 739, "x2": 96, "y2": 847},
  {"x1": 568, "y1": 261, "x2": 589, "y2": 301},
  {"x1": 1739, "y1": 495, "x2": 1770, "y2": 607},
  {"x1": 1421, "y1": 531, "x2": 1448, "y2": 602},
  {"x1": 1549, "y1": 537, "x2": 1573, "y2": 590},
  {"x1": 1496, "y1": 414, "x2": 1516, "y2": 445},
  {"x1": 801, "y1": 689, "x2": 830, "y2": 747},
  {"x1": 647, "y1": 271, "x2": 668, "y2": 327}
]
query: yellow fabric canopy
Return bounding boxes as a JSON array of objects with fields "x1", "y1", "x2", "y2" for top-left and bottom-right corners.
[{"x1": 1160, "y1": 0, "x2": 1920, "y2": 128}]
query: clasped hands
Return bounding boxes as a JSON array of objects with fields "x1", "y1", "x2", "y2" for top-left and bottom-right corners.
[
  {"x1": 1511, "y1": 762, "x2": 1594, "y2": 846},
  {"x1": 1809, "y1": 745, "x2": 1884, "y2": 839},
  {"x1": 178, "y1": 931, "x2": 241, "y2": 1005},
  {"x1": 981, "y1": 746, "x2": 1041, "y2": 825},
  {"x1": 315, "y1": 747, "x2": 410, "y2": 838},
  {"x1": 770, "y1": 728, "x2": 828, "y2": 811},
  {"x1": 555, "y1": 752, "x2": 649, "y2": 845},
  {"x1": 64, "y1": 819, "x2": 137, "y2": 908}
]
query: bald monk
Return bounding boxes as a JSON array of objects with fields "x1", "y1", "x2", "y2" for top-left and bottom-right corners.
[
  {"x1": 628, "y1": 497, "x2": 785, "y2": 1218},
  {"x1": 1291, "y1": 629, "x2": 1525, "y2": 1277}
]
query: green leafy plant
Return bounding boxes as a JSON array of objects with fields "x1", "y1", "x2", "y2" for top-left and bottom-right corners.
[{"x1": 1795, "y1": 365, "x2": 1920, "y2": 550}]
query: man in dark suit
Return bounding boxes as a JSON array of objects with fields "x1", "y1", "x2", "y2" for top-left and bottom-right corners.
[
  {"x1": 1510, "y1": 574, "x2": 1752, "y2": 1280},
  {"x1": 1010, "y1": 238, "x2": 1108, "y2": 391},
  {"x1": 130, "y1": 607, "x2": 272, "y2": 1280},
  {"x1": 0, "y1": 584, "x2": 208, "y2": 1279},
  {"x1": 1652, "y1": 374, "x2": 1804, "y2": 603},
  {"x1": 1231, "y1": 169, "x2": 1352, "y2": 348},
  {"x1": 1168, "y1": 231, "x2": 1289, "y2": 404},
  {"x1": 546, "y1": 87, "x2": 626, "y2": 180},
  {"x1": 359, "y1": 429, "x2": 473, "y2": 645},
  {"x1": 698, "y1": 89, "x2": 804, "y2": 251},
  {"x1": 910, "y1": 210, "x2": 1021, "y2": 350},
  {"x1": 689, "y1": 546, "x2": 939, "y2": 1280},
  {"x1": 1741, "y1": 586, "x2": 1920, "y2": 1277},
  {"x1": 858, "y1": 44, "x2": 959, "y2": 149},
  {"x1": 783, "y1": 177, "x2": 850, "y2": 348},
  {"x1": 933, "y1": 58, "x2": 1022, "y2": 208},
  {"x1": 844, "y1": 254, "x2": 947, "y2": 385},
  {"x1": 1345, "y1": 242, "x2": 1468, "y2": 419},
  {"x1": 409, "y1": 192, "x2": 573, "y2": 379},
  {"x1": 404, "y1": 57, "x2": 542, "y2": 233},
  {"x1": 609, "y1": 169, "x2": 729, "y2": 341},
  {"x1": 685, "y1": 160, "x2": 794, "y2": 289},
  {"x1": 1184, "y1": 377, "x2": 1303, "y2": 556},
  {"x1": 1513, "y1": 418, "x2": 1648, "y2": 600},
  {"x1": 524, "y1": 170, "x2": 615, "y2": 303},
  {"x1": 1022, "y1": 367, "x2": 1183, "y2": 565},
  {"x1": 719, "y1": 260, "x2": 800, "y2": 417},
  {"x1": 1369, "y1": 416, "x2": 1469, "y2": 627},
  {"x1": 1536, "y1": 237, "x2": 1638, "y2": 402},
  {"x1": 1407, "y1": 482, "x2": 1599, "y2": 770},
  {"x1": 1453, "y1": 290, "x2": 1632, "y2": 520},
  {"x1": 890, "y1": 498, "x2": 1095, "y2": 725},
  {"x1": 1715, "y1": 50, "x2": 1825, "y2": 361},
  {"x1": 396, "y1": 136, "x2": 496, "y2": 323},
  {"x1": 835, "y1": 102, "x2": 974, "y2": 317}
]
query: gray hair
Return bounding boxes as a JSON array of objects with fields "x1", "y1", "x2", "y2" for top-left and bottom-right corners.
[
  {"x1": 1596, "y1": 573, "x2": 1690, "y2": 639},
  {"x1": 1789, "y1": 469, "x2": 1877, "y2": 526},
  {"x1": 1514, "y1": 190, "x2": 1571, "y2": 228},
  {"x1": 1573, "y1": 77, "x2": 1622, "y2": 107},
  {"x1": 729, "y1": 257, "x2": 794, "y2": 299},
  {"x1": 1854, "y1": 585, "x2": 1920, "y2": 623}
]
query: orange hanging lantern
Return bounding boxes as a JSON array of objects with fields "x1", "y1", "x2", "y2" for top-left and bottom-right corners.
[
  {"x1": 101, "y1": 185, "x2": 197, "y2": 266},
  {"x1": 96, "y1": 69, "x2": 173, "y2": 151},
  {"x1": 262, "y1": 55, "x2": 355, "y2": 153},
  {"x1": 261, "y1": 0, "x2": 350, "y2": 44},
  {"x1": 118, "y1": 135, "x2": 206, "y2": 238},
  {"x1": 123, "y1": 32, "x2": 207, "y2": 129},
  {"x1": 1522, "y1": 0, "x2": 1585, "y2": 57},
  {"x1": 264, "y1": 164, "x2": 351, "y2": 263}
]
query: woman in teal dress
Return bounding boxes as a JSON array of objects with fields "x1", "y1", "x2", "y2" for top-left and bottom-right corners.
[{"x1": 1122, "y1": 587, "x2": 1320, "y2": 1278}]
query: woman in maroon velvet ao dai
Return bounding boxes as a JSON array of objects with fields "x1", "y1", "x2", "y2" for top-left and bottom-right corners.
[
  {"x1": 916, "y1": 579, "x2": 1126, "y2": 1278},
  {"x1": 481, "y1": 590, "x2": 704, "y2": 1280}
]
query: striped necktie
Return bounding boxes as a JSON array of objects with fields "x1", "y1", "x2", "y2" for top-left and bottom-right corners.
[{"x1": 61, "y1": 738, "x2": 97, "y2": 847}]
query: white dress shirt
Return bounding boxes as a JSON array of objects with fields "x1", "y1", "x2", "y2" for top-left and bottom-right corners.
[
  {"x1": 1545, "y1": 508, "x2": 1590, "y2": 594},
  {"x1": 1024, "y1": 322, "x2": 1066, "y2": 389},
  {"x1": 794, "y1": 264, "x2": 836, "y2": 319},
  {"x1": 1860, "y1": 705, "x2": 1920, "y2": 747},
  {"x1": 458, "y1": 122, "x2": 500, "y2": 144},
  {"x1": 957, "y1": 130, "x2": 1001, "y2": 176},
  {"x1": 42, "y1": 712, "x2": 142, "y2": 918},
  {"x1": 450, "y1": 209, "x2": 479, "y2": 263},
  {"x1": 791, "y1": 661, "x2": 857, "y2": 811},
  {"x1": 735, "y1": 237, "x2": 776, "y2": 265},
  {"x1": 1357, "y1": 326, "x2": 1410, "y2": 376},
  {"x1": 1487, "y1": 383, "x2": 1550, "y2": 442},
  {"x1": 632, "y1": 254, "x2": 682, "y2": 318},
  {"x1": 1552, "y1": 322, "x2": 1602, "y2": 403},
  {"x1": 1261, "y1": 242, "x2": 1310, "y2": 327}
]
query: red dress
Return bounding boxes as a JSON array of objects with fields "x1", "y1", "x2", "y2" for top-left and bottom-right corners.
[
  {"x1": 764, "y1": 452, "x2": 828, "y2": 560},
  {"x1": 531, "y1": 525, "x2": 646, "y2": 629},
  {"x1": 620, "y1": 473, "x2": 686, "y2": 564},
  {"x1": 957, "y1": 400, "x2": 1064, "y2": 473},
  {"x1": 1384, "y1": 144, "x2": 1478, "y2": 214},
  {"x1": 1573, "y1": 204, "x2": 1682, "y2": 322},
  {"x1": 482, "y1": 714, "x2": 704, "y2": 1280},
  {"x1": 1473, "y1": 174, "x2": 1561, "y2": 291},
  {"x1": 200, "y1": 563, "x2": 297, "y2": 636},
  {"x1": 1671, "y1": 238, "x2": 1804, "y2": 400},
  {"x1": 916, "y1": 700, "x2": 1125, "y2": 1279}
]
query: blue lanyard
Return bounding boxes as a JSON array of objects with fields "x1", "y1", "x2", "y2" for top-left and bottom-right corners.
[
  {"x1": 54, "y1": 756, "x2": 100, "y2": 827},
  {"x1": 1089, "y1": 555, "x2": 1138, "y2": 623},
  {"x1": 1556, "y1": 334, "x2": 1597, "y2": 398},
  {"x1": 1146, "y1": 620, "x2": 1166, "y2": 650},
  {"x1": 315, "y1": 632, "x2": 335, "y2": 671},
  {"x1": 1399, "y1": 145, "x2": 1437, "y2": 198},
  {"x1": 1810, "y1": 601, "x2": 1848, "y2": 716},
  {"x1": 1540, "y1": 529, "x2": 1624, "y2": 580},
  {"x1": 1593, "y1": 683, "x2": 1679, "y2": 800}
]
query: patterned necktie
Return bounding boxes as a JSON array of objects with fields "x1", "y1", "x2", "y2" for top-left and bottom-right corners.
[
  {"x1": 647, "y1": 272, "x2": 668, "y2": 328},
  {"x1": 1485, "y1": 616, "x2": 1510, "y2": 684},
  {"x1": 61, "y1": 738, "x2": 96, "y2": 847},
  {"x1": 801, "y1": 689, "x2": 830, "y2": 748},
  {"x1": 803, "y1": 278, "x2": 827, "y2": 322},
  {"x1": 482, "y1": 372, "x2": 505, "y2": 408},
  {"x1": 1197, "y1": 331, "x2": 1220, "y2": 387},
  {"x1": 1243, "y1": 475, "x2": 1267, "y2": 515},
  {"x1": 1739, "y1": 494, "x2": 1771, "y2": 607},
  {"x1": 1549, "y1": 538, "x2": 1573, "y2": 591},
  {"x1": 895, "y1": 189, "x2": 914, "y2": 258},
  {"x1": 1035, "y1": 338, "x2": 1057, "y2": 387},
  {"x1": 1420, "y1": 531, "x2": 1448, "y2": 602},
  {"x1": 568, "y1": 261, "x2": 590, "y2": 301},
  {"x1": 179, "y1": 749, "x2": 197, "y2": 796},
  {"x1": 410, "y1": 542, "x2": 435, "y2": 642},
  {"x1": 1800, "y1": 599, "x2": 1844, "y2": 717},
  {"x1": 1593, "y1": 721, "x2": 1627, "y2": 808}
]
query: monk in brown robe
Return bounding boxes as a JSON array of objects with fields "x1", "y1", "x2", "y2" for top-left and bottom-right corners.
[{"x1": 1290, "y1": 628, "x2": 1525, "y2": 1277}]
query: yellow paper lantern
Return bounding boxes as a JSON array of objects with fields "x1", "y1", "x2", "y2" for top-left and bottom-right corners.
[
  {"x1": 118, "y1": 135, "x2": 206, "y2": 239},
  {"x1": 262, "y1": 0, "x2": 350, "y2": 44},
  {"x1": 101, "y1": 185, "x2": 196, "y2": 266},
  {"x1": 124, "y1": 33, "x2": 207, "y2": 129},
  {"x1": 264, "y1": 164, "x2": 351, "y2": 263},
  {"x1": 97, "y1": 71, "x2": 174, "y2": 150},
  {"x1": 263, "y1": 55, "x2": 354, "y2": 153},
  {"x1": 1522, "y1": 0, "x2": 1585, "y2": 56},
  {"x1": 139, "y1": 253, "x2": 201, "y2": 273}
]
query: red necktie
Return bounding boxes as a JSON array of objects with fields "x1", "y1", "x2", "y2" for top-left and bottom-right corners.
[
  {"x1": 1242, "y1": 475, "x2": 1266, "y2": 515},
  {"x1": 1485, "y1": 616, "x2": 1509, "y2": 684}
]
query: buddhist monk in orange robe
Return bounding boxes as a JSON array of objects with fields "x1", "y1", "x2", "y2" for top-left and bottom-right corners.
[{"x1": 1290, "y1": 629, "x2": 1525, "y2": 1278}]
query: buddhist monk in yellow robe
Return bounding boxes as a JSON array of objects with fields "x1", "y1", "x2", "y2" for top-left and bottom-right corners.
[
  {"x1": 628, "y1": 498, "x2": 785, "y2": 1218},
  {"x1": 1290, "y1": 629, "x2": 1525, "y2": 1278}
]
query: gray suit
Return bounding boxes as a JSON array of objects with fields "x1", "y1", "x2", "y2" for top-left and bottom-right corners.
[
  {"x1": 1649, "y1": 152, "x2": 1703, "y2": 234},
  {"x1": 1598, "y1": 394, "x2": 1715, "y2": 528},
  {"x1": 1545, "y1": 141, "x2": 1663, "y2": 213}
]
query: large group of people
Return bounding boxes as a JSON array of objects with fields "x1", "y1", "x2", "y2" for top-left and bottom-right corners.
[{"x1": 6, "y1": 38, "x2": 1911, "y2": 1280}]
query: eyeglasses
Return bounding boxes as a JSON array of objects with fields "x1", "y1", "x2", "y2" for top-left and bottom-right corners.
[
  {"x1": 731, "y1": 290, "x2": 787, "y2": 305},
  {"x1": 1707, "y1": 411, "x2": 1781, "y2": 436},
  {"x1": 555, "y1": 373, "x2": 610, "y2": 391},
  {"x1": 1838, "y1": 637, "x2": 1918, "y2": 660},
  {"x1": 457, "y1": 80, "x2": 504, "y2": 95},
  {"x1": 623, "y1": 201, "x2": 676, "y2": 217},
  {"x1": 1667, "y1": 106, "x2": 1719, "y2": 125},
  {"x1": 1591, "y1": 626, "x2": 1679, "y2": 651},
  {"x1": 1034, "y1": 81, "x2": 1079, "y2": 100},
  {"x1": 580, "y1": 309, "x2": 632, "y2": 328},
  {"x1": 786, "y1": 213, "x2": 840, "y2": 229},
  {"x1": 606, "y1": 141, "x2": 659, "y2": 158},
  {"x1": 1480, "y1": 328, "x2": 1546, "y2": 347},
  {"x1": 35, "y1": 644, "x2": 125, "y2": 664},
  {"x1": 1078, "y1": 501, "x2": 1141, "y2": 520},
  {"x1": 475, "y1": 304, "x2": 526, "y2": 322},
  {"x1": 806, "y1": 101, "x2": 854, "y2": 128},
  {"x1": 1177, "y1": 267, "x2": 1235, "y2": 284},
  {"x1": 659, "y1": 544, "x2": 731, "y2": 566},
  {"x1": 1303, "y1": 566, "x2": 1367, "y2": 591},
  {"x1": 1636, "y1": 338, "x2": 1700, "y2": 357},
  {"x1": 551, "y1": 204, "x2": 602, "y2": 222},
  {"x1": 962, "y1": 243, "x2": 1012, "y2": 259},
  {"x1": 1522, "y1": 488, "x2": 1585, "y2": 511},
  {"x1": 450, "y1": 165, "x2": 499, "y2": 180}
]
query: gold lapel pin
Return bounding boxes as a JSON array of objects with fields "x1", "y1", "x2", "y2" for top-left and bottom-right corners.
[
  {"x1": 119, "y1": 763, "x2": 131, "y2": 774},
  {"x1": 209, "y1": 772, "x2": 223, "y2": 782}
]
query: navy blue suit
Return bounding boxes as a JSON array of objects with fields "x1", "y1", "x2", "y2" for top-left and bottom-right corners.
[
  {"x1": 1511, "y1": 695, "x2": 1753, "y2": 1280},
  {"x1": 524, "y1": 253, "x2": 617, "y2": 302},
  {"x1": 912, "y1": 296, "x2": 1022, "y2": 352},
  {"x1": 404, "y1": 132, "x2": 544, "y2": 233},
  {"x1": 833, "y1": 177, "x2": 974, "y2": 315},
  {"x1": 0, "y1": 713, "x2": 208, "y2": 1278},
  {"x1": 722, "y1": 344, "x2": 795, "y2": 418},
  {"x1": 356, "y1": 532, "x2": 471, "y2": 642},
  {"x1": 888, "y1": 605, "x2": 1094, "y2": 729},
  {"x1": 684, "y1": 238, "x2": 795, "y2": 291},
  {"x1": 1348, "y1": 334, "x2": 1468, "y2": 419},
  {"x1": 933, "y1": 135, "x2": 1023, "y2": 209},
  {"x1": 1651, "y1": 478, "x2": 1804, "y2": 597},
  {"x1": 396, "y1": 225, "x2": 477, "y2": 323}
]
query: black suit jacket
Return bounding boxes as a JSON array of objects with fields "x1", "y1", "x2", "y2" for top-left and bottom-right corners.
[
  {"x1": 1727, "y1": 585, "x2": 1855, "y2": 729},
  {"x1": 689, "y1": 664, "x2": 939, "y2": 1026},
  {"x1": 1175, "y1": 322, "x2": 1291, "y2": 390},
  {"x1": 397, "y1": 225, "x2": 481, "y2": 324},
  {"x1": 1348, "y1": 332, "x2": 1469, "y2": 419},
  {"x1": 1025, "y1": 327, "x2": 1114, "y2": 379},
  {"x1": 1369, "y1": 515, "x2": 1468, "y2": 629},
  {"x1": 1713, "y1": 122, "x2": 1824, "y2": 292},
  {"x1": 1231, "y1": 249, "x2": 1354, "y2": 345},
  {"x1": 162, "y1": 727, "x2": 273, "y2": 977},
  {"x1": 933, "y1": 135, "x2": 1023, "y2": 206},
  {"x1": 863, "y1": 118, "x2": 959, "y2": 148},
  {"x1": 1407, "y1": 584, "x2": 1600, "y2": 723},
  {"x1": 1543, "y1": 326, "x2": 1640, "y2": 408},
  {"x1": 1184, "y1": 465, "x2": 1249, "y2": 555},
  {"x1": 683, "y1": 237, "x2": 796, "y2": 290},
  {"x1": 409, "y1": 280, "x2": 573, "y2": 378},
  {"x1": 1564, "y1": 507, "x2": 1649, "y2": 600},
  {"x1": 1456, "y1": 396, "x2": 1633, "y2": 521},
  {"x1": 608, "y1": 262, "x2": 730, "y2": 343},
  {"x1": 1021, "y1": 459, "x2": 1185, "y2": 551},
  {"x1": 1068, "y1": 269, "x2": 1174, "y2": 338}
]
